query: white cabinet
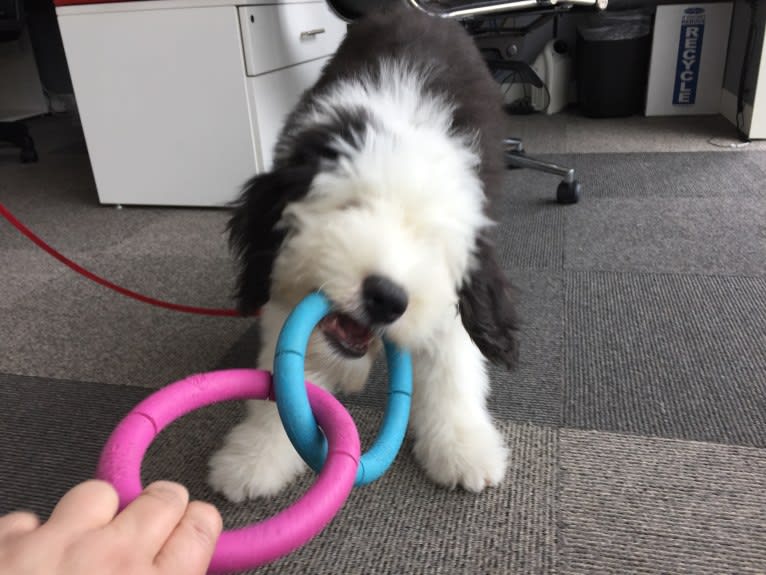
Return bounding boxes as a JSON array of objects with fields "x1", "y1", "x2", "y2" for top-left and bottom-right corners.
[
  {"x1": 56, "y1": 0, "x2": 345, "y2": 207},
  {"x1": 248, "y1": 57, "x2": 330, "y2": 171}
]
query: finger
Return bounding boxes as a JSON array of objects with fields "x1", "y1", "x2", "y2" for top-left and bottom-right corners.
[
  {"x1": 42, "y1": 480, "x2": 119, "y2": 539},
  {"x1": 154, "y1": 501, "x2": 222, "y2": 575},
  {"x1": 0, "y1": 511, "x2": 39, "y2": 544},
  {"x1": 105, "y1": 481, "x2": 189, "y2": 556}
]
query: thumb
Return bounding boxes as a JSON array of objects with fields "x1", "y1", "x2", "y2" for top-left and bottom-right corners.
[{"x1": 153, "y1": 501, "x2": 222, "y2": 575}]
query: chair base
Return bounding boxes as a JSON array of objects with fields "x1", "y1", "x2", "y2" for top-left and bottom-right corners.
[{"x1": 504, "y1": 137, "x2": 579, "y2": 204}]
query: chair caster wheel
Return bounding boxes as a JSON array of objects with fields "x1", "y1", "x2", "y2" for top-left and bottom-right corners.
[{"x1": 557, "y1": 180, "x2": 580, "y2": 204}]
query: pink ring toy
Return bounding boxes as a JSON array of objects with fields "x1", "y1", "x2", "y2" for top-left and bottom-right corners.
[{"x1": 96, "y1": 369, "x2": 361, "y2": 573}]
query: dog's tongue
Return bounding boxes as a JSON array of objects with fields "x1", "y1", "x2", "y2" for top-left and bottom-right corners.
[
  {"x1": 320, "y1": 313, "x2": 373, "y2": 347},
  {"x1": 336, "y1": 314, "x2": 372, "y2": 344}
]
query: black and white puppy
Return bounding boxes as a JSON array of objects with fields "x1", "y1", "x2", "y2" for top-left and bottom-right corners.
[{"x1": 209, "y1": 5, "x2": 519, "y2": 501}]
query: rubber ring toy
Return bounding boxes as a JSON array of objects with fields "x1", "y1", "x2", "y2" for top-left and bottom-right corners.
[
  {"x1": 273, "y1": 291, "x2": 413, "y2": 485},
  {"x1": 95, "y1": 369, "x2": 360, "y2": 573},
  {"x1": 96, "y1": 291, "x2": 412, "y2": 572}
]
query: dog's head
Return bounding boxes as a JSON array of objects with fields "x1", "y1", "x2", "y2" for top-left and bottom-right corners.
[{"x1": 229, "y1": 103, "x2": 518, "y2": 368}]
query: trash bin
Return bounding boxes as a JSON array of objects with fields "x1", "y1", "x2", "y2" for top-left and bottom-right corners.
[{"x1": 576, "y1": 11, "x2": 653, "y2": 117}]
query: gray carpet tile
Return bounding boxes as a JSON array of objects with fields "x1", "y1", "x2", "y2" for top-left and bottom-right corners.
[
  {"x1": 559, "y1": 428, "x2": 766, "y2": 575},
  {"x1": 0, "y1": 155, "x2": 96, "y2": 209},
  {"x1": 141, "y1": 404, "x2": 558, "y2": 575},
  {"x1": 4, "y1": 113, "x2": 766, "y2": 574},
  {"x1": 1, "y1": 199, "x2": 169, "y2": 255},
  {"x1": 214, "y1": 322, "x2": 263, "y2": 371},
  {"x1": 498, "y1": 167, "x2": 570, "y2": 210},
  {"x1": 503, "y1": 111, "x2": 766, "y2": 154},
  {"x1": 0, "y1": 377, "x2": 556, "y2": 574},
  {"x1": 560, "y1": 112, "x2": 752, "y2": 154},
  {"x1": 502, "y1": 112, "x2": 569, "y2": 155},
  {"x1": 100, "y1": 208, "x2": 232, "y2": 260},
  {"x1": 1, "y1": 211, "x2": 39, "y2": 251},
  {"x1": 493, "y1": 194, "x2": 566, "y2": 270},
  {"x1": 561, "y1": 114, "x2": 766, "y2": 153},
  {"x1": 69, "y1": 251, "x2": 239, "y2": 311},
  {"x1": 549, "y1": 151, "x2": 766, "y2": 199},
  {"x1": 496, "y1": 152, "x2": 766, "y2": 216},
  {"x1": 0, "y1": 262, "x2": 251, "y2": 388},
  {"x1": 0, "y1": 155, "x2": 95, "y2": 201},
  {"x1": 0, "y1": 165, "x2": 169, "y2": 254},
  {"x1": 0, "y1": 373, "x2": 151, "y2": 518},
  {"x1": 564, "y1": 197, "x2": 766, "y2": 276},
  {"x1": 564, "y1": 271, "x2": 766, "y2": 446},
  {"x1": 487, "y1": 269, "x2": 563, "y2": 425},
  {"x1": 0, "y1": 248, "x2": 66, "y2": 309}
]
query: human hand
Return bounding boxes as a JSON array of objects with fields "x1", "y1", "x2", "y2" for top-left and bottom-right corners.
[{"x1": 0, "y1": 480, "x2": 222, "y2": 575}]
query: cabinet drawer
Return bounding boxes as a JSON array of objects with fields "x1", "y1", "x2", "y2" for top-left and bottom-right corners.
[
  {"x1": 239, "y1": 3, "x2": 345, "y2": 76},
  {"x1": 248, "y1": 57, "x2": 329, "y2": 171}
]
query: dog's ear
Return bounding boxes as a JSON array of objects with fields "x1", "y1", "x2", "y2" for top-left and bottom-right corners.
[
  {"x1": 228, "y1": 165, "x2": 316, "y2": 314},
  {"x1": 458, "y1": 235, "x2": 520, "y2": 369}
]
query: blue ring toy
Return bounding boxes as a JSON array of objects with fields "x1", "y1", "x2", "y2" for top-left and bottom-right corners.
[{"x1": 274, "y1": 291, "x2": 412, "y2": 485}]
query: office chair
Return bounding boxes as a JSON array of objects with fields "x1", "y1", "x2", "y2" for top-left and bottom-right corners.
[
  {"x1": 327, "y1": 0, "x2": 606, "y2": 204},
  {"x1": 0, "y1": 0, "x2": 39, "y2": 163}
]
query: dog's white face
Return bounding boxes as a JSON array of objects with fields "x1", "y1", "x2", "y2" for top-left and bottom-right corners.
[
  {"x1": 269, "y1": 120, "x2": 490, "y2": 355},
  {"x1": 228, "y1": 60, "x2": 518, "y2": 369}
]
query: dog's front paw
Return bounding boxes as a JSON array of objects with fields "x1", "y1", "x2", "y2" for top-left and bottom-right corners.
[
  {"x1": 413, "y1": 422, "x2": 508, "y2": 493},
  {"x1": 208, "y1": 418, "x2": 307, "y2": 503}
]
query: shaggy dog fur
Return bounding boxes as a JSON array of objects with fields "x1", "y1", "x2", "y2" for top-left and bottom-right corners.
[{"x1": 208, "y1": 5, "x2": 519, "y2": 501}]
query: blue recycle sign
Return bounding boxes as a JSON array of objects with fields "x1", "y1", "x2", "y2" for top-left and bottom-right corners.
[{"x1": 673, "y1": 7, "x2": 706, "y2": 106}]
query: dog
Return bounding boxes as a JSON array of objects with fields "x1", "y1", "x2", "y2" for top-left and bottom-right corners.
[{"x1": 208, "y1": 5, "x2": 519, "y2": 502}]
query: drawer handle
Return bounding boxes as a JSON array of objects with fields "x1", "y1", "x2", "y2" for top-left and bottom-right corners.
[{"x1": 300, "y1": 28, "x2": 326, "y2": 39}]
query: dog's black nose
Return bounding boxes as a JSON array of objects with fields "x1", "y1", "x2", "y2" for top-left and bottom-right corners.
[{"x1": 362, "y1": 275, "x2": 408, "y2": 324}]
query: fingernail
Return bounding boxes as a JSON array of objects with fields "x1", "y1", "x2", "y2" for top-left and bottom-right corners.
[
  {"x1": 146, "y1": 481, "x2": 189, "y2": 503},
  {"x1": 193, "y1": 502, "x2": 223, "y2": 534}
]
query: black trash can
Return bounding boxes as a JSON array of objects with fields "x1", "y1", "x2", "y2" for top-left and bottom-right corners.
[{"x1": 576, "y1": 12, "x2": 653, "y2": 118}]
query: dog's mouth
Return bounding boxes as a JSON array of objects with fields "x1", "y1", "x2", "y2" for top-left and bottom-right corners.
[{"x1": 319, "y1": 312, "x2": 374, "y2": 358}]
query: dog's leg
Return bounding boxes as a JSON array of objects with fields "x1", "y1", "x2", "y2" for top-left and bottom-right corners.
[
  {"x1": 207, "y1": 397, "x2": 308, "y2": 502},
  {"x1": 410, "y1": 313, "x2": 508, "y2": 492},
  {"x1": 208, "y1": 303, "x2": 307, "y2": 502},
  {"x1": 208, "y1": 301, "x2": 376, "y2": 501}
]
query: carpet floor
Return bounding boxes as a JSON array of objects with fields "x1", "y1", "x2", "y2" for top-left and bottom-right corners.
[{"x1": 1, "y1": 115, "x2": 765, "y2": 574}]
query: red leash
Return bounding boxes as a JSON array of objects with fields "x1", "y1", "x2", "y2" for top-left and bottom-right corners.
[{"x1": 0, "y1": 202, "x2": 249, "y2": 317}]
